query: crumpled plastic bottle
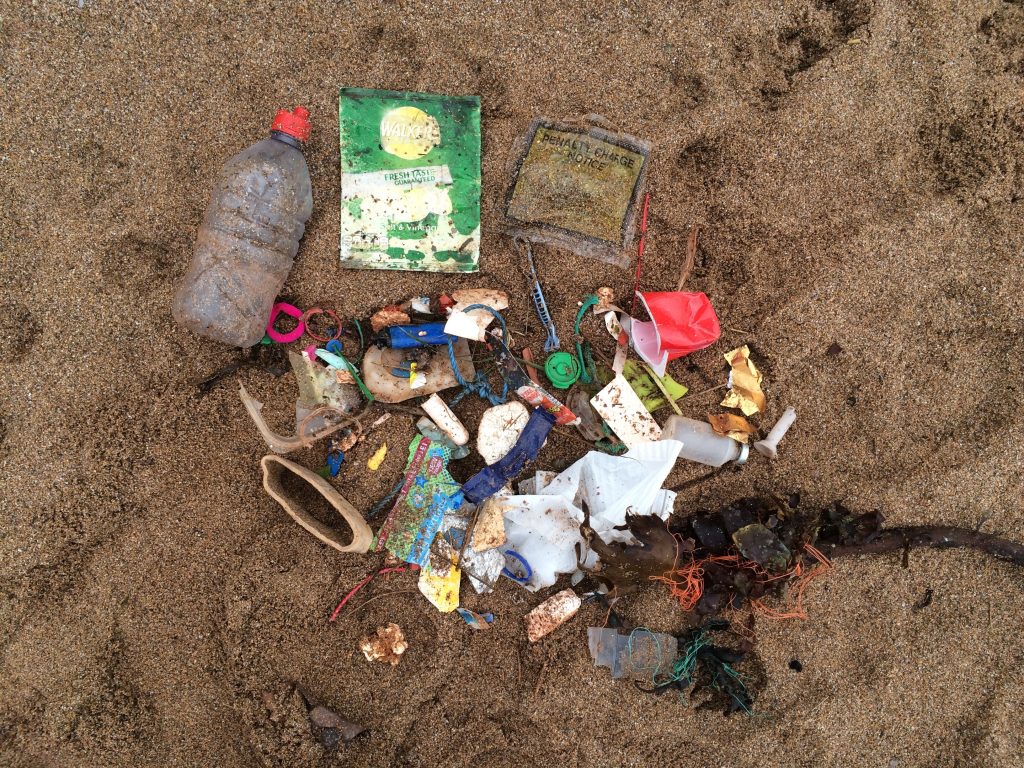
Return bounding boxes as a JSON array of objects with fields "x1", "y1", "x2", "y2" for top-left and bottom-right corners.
[{"x1": 173, "y1": 106, "x2": 313, "y2": 347}]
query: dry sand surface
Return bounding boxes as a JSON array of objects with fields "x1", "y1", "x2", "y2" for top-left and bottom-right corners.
[{"x1": 2, "y1": 1, "x2": 1023, "y2": 766}]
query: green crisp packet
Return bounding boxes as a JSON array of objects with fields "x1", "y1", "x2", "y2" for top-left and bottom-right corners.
[{"x1": 338, "y1": 88, "x2": 481, "y2": 272}]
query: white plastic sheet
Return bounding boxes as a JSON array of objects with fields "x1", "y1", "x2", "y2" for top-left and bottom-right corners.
[{"x1": 499, "y1": 440, "x2": 681, "y2": 590}]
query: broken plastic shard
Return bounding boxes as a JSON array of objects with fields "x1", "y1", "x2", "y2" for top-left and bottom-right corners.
[
  {"x1": 361, "y1": 339, "x2": 475, "y2": 403},
  {"x1": 595, "y1": 286, "x2": 616, "y2": 313},
  {"x1": 622, "y1": 360, "x2": 688, "y2": 413},
  {"x1": 591, "y1": 374, "x2": 662, "y2": 448},
  {"x1": 732, "y1": 523, "x2": 791, "y2": 572},
  {"x1": 360, "y1": 623, "x2": 408, "y2": 665},
  {"x1": 472, "y1": 496, "x2": 507, "y2": 551},
  {"x1": 588, "y1": 627, "x2": 679, "y2": 680},
  {"x1": 567, "y1": 388, "x2": 605, "y2": 442},
  {"x1": 443, "y1": 288, "x2": 509, "y2": 341},
  {"x1": 476, "y1": 401, "x2": 530, "y2": 464},
  {"x1": 367, "y1": 443, "x2": 388, "y2": 470},
  {"x1": 418, "y1": 556, "x2": 460, "y2": 613},
  {"x1": 720, "y1": 345, "x2": 766, "y2": 416},
  {"x1": 421, "y1": 394, "x2": 469, "y2": 446},
  {"x1": 524, "y1": 589, "x2": 581, "y2": 642},
  {"x1": 455, "y1": 607, "x2": 493, "y2": 630}
]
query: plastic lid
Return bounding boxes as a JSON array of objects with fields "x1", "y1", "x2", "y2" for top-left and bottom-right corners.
[
  {"x1": 544, "y1": 351, "x2": 581, "y2": 389},
  {"x1": 735, "y1": 443, "x2": 750, "y2": 465},
  {"x1": 271, "y1": 106, "x2": 311, "y2": 142}
]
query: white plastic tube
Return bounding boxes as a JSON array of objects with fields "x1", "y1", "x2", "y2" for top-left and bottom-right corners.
[
  {"x1": 754, "y1": 407, "x2": 797, "y2": 459},
  {"x1": 421, "y1": 394, "x2": 469, "y2": 446}
]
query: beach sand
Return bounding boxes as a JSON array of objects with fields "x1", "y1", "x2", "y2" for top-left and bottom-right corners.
[{"x1": 1, "y1": 1, "x2": 1022, "y2": 765}]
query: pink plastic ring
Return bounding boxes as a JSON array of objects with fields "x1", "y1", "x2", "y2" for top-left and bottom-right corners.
[{"x1": 266, "y1": 302, "x2": 305, "y2": 343}]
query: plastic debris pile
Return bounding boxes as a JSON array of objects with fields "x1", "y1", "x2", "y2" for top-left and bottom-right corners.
[{"x1": 176, "y1": 93, "x2": 814, "y2": 718}]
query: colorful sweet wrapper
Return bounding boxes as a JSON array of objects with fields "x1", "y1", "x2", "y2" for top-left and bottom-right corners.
[
  {"x1": 720, "y1": 345, "x2": 766, "y2": 416},
  {"x1": 375, "y1": 436, "x2": 463, "y2": 567}
]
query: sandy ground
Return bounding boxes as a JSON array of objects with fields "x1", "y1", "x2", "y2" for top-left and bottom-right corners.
[{"x1": 2, "y1": 1, "x2": 1023, "y2": 766}]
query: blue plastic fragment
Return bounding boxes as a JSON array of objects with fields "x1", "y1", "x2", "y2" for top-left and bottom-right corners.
[
  {"x1": 326, "y1": 450, "x2": 344, "y2": 477},
  {"x1": 461, "y1": 408, "x2": 557, "y2": 504},
  {"x1": 385, "y1": 322, "x2": 454, "y2": 349},
  {"x1": 455, "y1": 607, "x2": 495, "y2": 630}
]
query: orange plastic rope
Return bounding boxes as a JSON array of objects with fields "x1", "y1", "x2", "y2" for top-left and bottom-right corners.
[{"x1": 750, "y1": 545, "x2": 831, "y2": 620}]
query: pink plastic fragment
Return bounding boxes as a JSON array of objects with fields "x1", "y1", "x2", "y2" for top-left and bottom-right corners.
[{"x1": 266, "y1": 301, "x2": 305, "y2": 343}]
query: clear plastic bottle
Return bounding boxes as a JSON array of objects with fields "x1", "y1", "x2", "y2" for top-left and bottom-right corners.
[
  {"x1": 173, "y1": 106, "x2": 313, "y2": 347},
  {"x1": 661, "y1": 415, "x2": 749, "y2": 467}
]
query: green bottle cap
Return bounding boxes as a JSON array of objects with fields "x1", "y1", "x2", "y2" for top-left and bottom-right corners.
[{"x1": 544, "y1": 351, "x2": 581, "y2": 389}]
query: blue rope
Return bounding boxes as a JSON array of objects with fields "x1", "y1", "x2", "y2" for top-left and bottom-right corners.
[
  {"x1": 368, "y1": 479, "x2": 403, "y2": 519},
  {"x1": 447, "y1": 303, "x2": 508, "y2": 406}
]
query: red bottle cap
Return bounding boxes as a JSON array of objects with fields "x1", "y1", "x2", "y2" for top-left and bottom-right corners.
[{"x1": 271, "y1": 106, "x2": 311, "y2": 143}]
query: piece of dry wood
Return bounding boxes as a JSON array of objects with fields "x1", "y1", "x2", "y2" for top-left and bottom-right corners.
[{"x1": 676, "y1": 225, "x2": 700, "y2": 291}]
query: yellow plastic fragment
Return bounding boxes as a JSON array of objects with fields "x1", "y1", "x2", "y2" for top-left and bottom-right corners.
[
  {"x1": 368, "y1": 443, "x2": 388, "y2": 470},
  {"x1": 418, "y1": 560, "x2": 460, "y2": 613}
]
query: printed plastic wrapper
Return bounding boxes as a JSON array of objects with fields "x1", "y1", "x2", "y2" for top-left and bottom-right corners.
[
  {"x1": 498, "y1": 440, "x2": 681, "y2": 590},
  {"x1": 339, "y1": 88, "x2": 481, "y2": 273},
  {"x1": 375, "y1": 436, "x2": 462, "y2": 566},
  {"x1": 504, "y1": 116, "x2": 650, "y2": 268}
]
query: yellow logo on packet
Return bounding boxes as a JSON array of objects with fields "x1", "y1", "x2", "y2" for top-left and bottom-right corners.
[{"x1": 380, "y1": 106, "x2": 441, "y2": 159}]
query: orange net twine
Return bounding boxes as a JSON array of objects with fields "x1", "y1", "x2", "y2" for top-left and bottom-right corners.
[{"x1": 652, "y1": 543, "x2": 832, "y2": 621}]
